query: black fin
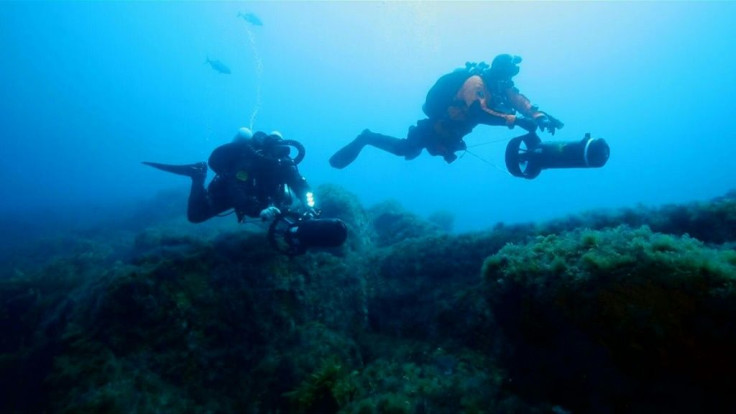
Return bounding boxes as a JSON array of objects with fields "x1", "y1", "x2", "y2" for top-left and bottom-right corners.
[
  {"x1": 329, "y1": 132, "x2": 369, "y2": 169},
  {"x1": 142, "y1": 161, "x2": 207, "y2": 179}
]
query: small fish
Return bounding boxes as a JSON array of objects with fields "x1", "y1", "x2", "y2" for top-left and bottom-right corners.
[
  {"x1": 237, "y1": 11, "x2": 263, "y2": 26},
  {"x1": 205, "y1": 57, "x2": 231, "y2": 74}
]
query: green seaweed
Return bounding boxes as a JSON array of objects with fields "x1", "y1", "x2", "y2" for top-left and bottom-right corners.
[{"x1": 3, "y1": 186, "x2": 736, "y2": 413}]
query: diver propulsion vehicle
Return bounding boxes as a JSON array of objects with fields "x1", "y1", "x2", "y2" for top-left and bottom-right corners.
[
  {"x1": 268, "y1": 210, "x2": 348, "y2": 256},
  {"x1": 505, "y1": 132, "x2": 610, "y2": 179},
  {"x1": 262, "y1": 139, "x2": 348, "y2": 255}
]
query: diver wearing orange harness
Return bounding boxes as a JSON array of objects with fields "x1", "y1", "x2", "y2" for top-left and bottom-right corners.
[{"x1": 329, "y1": 54, "x2": 564, "y2": 167}]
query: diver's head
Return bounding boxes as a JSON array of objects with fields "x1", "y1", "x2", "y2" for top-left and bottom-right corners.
[
  {"x1": 233, "y1": 127, "x2": 254, "y2": 142},
  {"x1": 251, "y1": 130, "x2": 281, "y2": 145},
  {"x1": 251, "y1": 131, "x2": 268, "y2": 146},
  {"x1": 262, "y1": 131, "x2": 291, "y2": 158},
  {"x1": 487, "y1": 54, "x2": 522, "y2": 80}
]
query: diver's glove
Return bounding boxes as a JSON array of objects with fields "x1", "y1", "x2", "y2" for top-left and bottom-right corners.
[
  {"x1": 535, "y1": 113, "x2": 564, "y2": 135},
  {"x1": 514, "y1": 117, "x2": 538, "y2": 133},
  {"x1": 259, "y1": 206, "x2": 281, "y2": 221}
]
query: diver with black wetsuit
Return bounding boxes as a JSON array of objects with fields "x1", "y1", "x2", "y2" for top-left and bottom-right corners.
[{"x1": 143, "y1": 128, "x2": 346, "y2": 255}]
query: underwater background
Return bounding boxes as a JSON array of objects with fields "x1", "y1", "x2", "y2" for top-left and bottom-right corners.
[{"x1": 2, "y1": 1, "x2": 736, "y2": 413}]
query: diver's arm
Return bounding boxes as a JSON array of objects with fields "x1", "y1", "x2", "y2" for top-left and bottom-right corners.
[
  {"x1": 477, "y1": 105, "x2": 516, "y2": 127},
  {"x1": 457, "y1": 75, "x2": 534, "y2": 129},
  {"x1": 506, "y1": 87, "x2": 545, "y2": 119},
  {"x1": 285, "y1": 165, "x2": 316, "y2": 213},
  {"x1": 507, "y1": 87, "x2": 564, "y2": 134}
]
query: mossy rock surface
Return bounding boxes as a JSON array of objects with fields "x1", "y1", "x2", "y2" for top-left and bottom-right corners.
[
  {"x1": 4, "y1": 187, "x2": 736, "y2": 413},
  {"x1": 483, "y1": 225, "x2": 736, "y2": 412}
]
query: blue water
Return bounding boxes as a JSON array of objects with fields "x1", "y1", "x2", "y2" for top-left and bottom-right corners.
[{"x1": 2, "y1": 1, "x2": 735, "y2": 233}]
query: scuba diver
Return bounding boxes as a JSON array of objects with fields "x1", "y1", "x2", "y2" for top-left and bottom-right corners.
[
  {"x1": 329, "y1": 54, "x2": 566, "y2": 167},
  {"x1": 143, "y1": 128, "x2": 347, "y2": 255}
]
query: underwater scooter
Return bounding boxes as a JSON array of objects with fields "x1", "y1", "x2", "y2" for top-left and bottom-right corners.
[
  {"x1": 268, "y1": 210, "x2": 348, "y2": 256},
  {"x1": 505, "y1": 131, "x2": 610, "y2": 179}
]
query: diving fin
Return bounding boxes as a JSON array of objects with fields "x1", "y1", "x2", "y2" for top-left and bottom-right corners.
[
  {"x1": 329, "y1": 141, "x2": 364, "y2": 169},
  {"x1": 142, "y1": 161, "x2": 207, "y2": 179},
  {"x1": 329, "y1": 129, "x2": 373, "y2": 169}
]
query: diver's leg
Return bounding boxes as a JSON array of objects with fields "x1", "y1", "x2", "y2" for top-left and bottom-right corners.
[
  {"x1": 403, "y1": 121, "x2": 433, "y2": 161},
  {"x1": 329, "y1": 129, "x2": 415, "y2": 168},
  {"x1": 141, "y1": 160, "x2": 215, "y2": 222},
  {"x1": 186, "y1": 172, "x2": 233, "y2": 223},
  {"x1": 186, "y1": 170, "x2": 214, "y2": 223}
]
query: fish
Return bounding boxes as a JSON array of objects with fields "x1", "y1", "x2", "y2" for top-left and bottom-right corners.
[
  {"x1": 205, "y1": 57, "x2": 231, "y2": 74},
  {"x1": 237, "y1": 11, "x2": 263, "y2": 26}
]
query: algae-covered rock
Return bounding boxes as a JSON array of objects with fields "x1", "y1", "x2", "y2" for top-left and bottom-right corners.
[
  {"x1": 285, "y1": 334, "x2": 507, "y2": 414},
  {"x1": 5, "y1": 185, "x2": 736, "y2": 413},
  {"x1": 315, "y1": 184, "x2": 373, "y2": 253},
  {"x1": 427, "y1": 209, "x2": 455, "y2": 233},
  {"x1": 365, "y1": 228, "x2": 530, "y2": 346},
  {"x1": 0, "y1": 237, "x2": 124, "y2": 413},
  {"x1": 314, "y1": 186, "x2": 453, "y2": 251},
  {"x1": 538, "y1": 190, "x2": 736, "y2": 245},
  {"x1": 368, "y1": 200, "x2": 444, "y2": 247},
  {"x1": 41, "y1": 228, "x2": 371, "y2": 413},
  {"x1": 483, "y1": 225, "x2": 736, "y2": 412}
]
